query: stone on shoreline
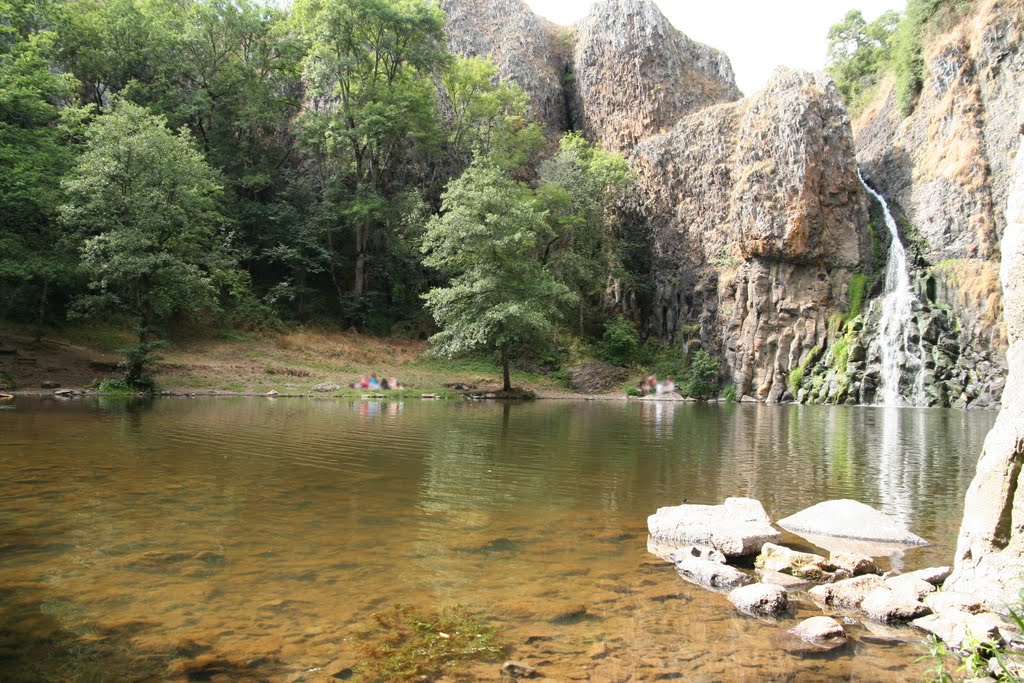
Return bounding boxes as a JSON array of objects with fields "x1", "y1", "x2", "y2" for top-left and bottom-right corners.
[
  {"x1": 884, "y1": 574, "x2": 937, "y2": 601},
  {"x1": 314, "y1": 382, "x2": 340, "y2": 393},
  {"x1": 647, "y1": 497, "x2": 781, "y2": 558}
]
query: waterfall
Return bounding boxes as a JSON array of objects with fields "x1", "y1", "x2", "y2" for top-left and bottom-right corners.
[{"x1": 858, "y1": 171, "x2": 925, "y2": 407}]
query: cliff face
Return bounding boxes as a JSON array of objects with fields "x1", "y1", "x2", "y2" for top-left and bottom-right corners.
[
  {"x1": 634, "y1": 70, "x2": 867, "y2": 401},
  {"x1": 946, "y1": 96, "x2": 1024, "y2": 610},
  {"x1": 571, "y1": 0, "x2": 741, "y2": 152},
  {"x1": 439, "y1": 0, "x2": 569, "y2": 134},
  {"x1": 852, "y1": 0, "x2": 1024, "y2": 404},
  {"x1": 442, "y1": 0, "x2": 870, "y2": 402}
]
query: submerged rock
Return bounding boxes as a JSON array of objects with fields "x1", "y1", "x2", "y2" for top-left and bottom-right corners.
[
  {"x1": 777, "y1": 499, "x2": 928, "y2": 548},
  {"x1": 727, "y1": 583, "x2": 788, "y2": 618},
  {"x1": 788, "y1": 616, "x2": 849, "y2": 651},
  {"x1": 647, "y1": 497, "x2": 781, "y2": 558}
]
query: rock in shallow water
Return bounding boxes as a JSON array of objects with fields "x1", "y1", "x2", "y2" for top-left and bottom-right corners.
[
  {"x1": 647, "y1": 497, "x2": 781, "y2": 558},
  {"x1": 674, "y1": 555, "x2": 752, "y2": 591},
  {"x1": 727, "y1": 583, "x2": 788, "y2": 618},
  {"x1": 777, "y1": 499, "x2": 929, "y2": 547},
  {"x1": 808, "y1": 574, "x2": 886, "y2": 609}
]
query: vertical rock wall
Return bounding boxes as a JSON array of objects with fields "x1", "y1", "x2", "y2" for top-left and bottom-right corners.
[
  {"x1": 852, "y1": 0, "x2": 1023, "y2": 405},
  {"x1": 946, "y1": 97, "x2": 1024, "y2": 610}
]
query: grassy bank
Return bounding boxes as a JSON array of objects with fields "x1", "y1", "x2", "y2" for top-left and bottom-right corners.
[{"x1": 0, "y1": 323, "x2": 603, "y2": 399}]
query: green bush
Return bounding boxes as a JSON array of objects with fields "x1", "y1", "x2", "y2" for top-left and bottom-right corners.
[
  {"x1": 117, "y1": 338, "x2": 167, "y2": 393},
  {"x1": 724, "y1": 385, "x2": 737, "y2": 403},
  {"x1": 682, "y1": 350, "x2": 720, "y2": 400},
  {"x1": 598, "y1": 316, "x2": 640, "y2": 366}
]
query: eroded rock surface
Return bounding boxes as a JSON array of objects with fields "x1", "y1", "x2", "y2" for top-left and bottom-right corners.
[
  {"x1": 571, "y1": 0, "x2": 740, "y2": 151},
  {"x1": 946, "y1": 95, "x2": 1024, "y2": 610},
  {"x1": 647, "y1": 497, "x2": 781, "y2": 558},
  {"x1": 727, "y1": 583, "x2": 789, "y2": 618}
]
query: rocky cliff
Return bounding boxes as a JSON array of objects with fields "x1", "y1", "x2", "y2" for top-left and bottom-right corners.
[
  {"x1": 633, "y1": 70, "x2": 868, "y2": 402},
  {"x1": 570, "y1": 0, "x2": 741, "y2": 151},
  {"x1": 441, "y1": 0, "x2": 871, "y2": 402},
  {"x1": 852, "y1": 0, "x2": 1024, "y2": 406},
  {"x1": 439, "y1": 0, "x2": 569, "y2": 133},
  {"x1": 945, "y1": 96, "x2": 1024, "y2": 610},
  {"x1": 441, "y1": 0, "x2": 1019, "y2": 407}
]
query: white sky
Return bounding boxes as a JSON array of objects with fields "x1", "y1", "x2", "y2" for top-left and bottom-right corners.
[{"x1": 524, "y1": 0, "x2": 907, "y2": 95}]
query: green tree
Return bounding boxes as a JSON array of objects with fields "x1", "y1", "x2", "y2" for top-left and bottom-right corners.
[
  {"x1": 825, "y1": 9, "x2": 899, "y2": 108},
  {"x1": 421, "y1": 160, "x2": 575, "y2": 392},
  {"x1": 682, "y1": 349, "x2": 720, "y2": 400},
  {"x1": 440, "y1": 55, "x2": 544, "y2": 175},
  {"x1": 60, "y1": 102, "x2": 240, "y2": 352},
  {"x1": 292, "y1": 0, "x2": 448, "y2": 314},
  {"x1": 0, "y1": 0, "x2": 85, "y2": 325},
  {"x1": 536, "y1": 133, "x2": 634, "y2": 335}
]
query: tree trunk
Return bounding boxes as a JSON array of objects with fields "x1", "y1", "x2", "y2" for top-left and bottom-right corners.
[
  {"x1": 354, "y1": 213, "x2": 369, "y2": 296},
  {"x1": 501, "y1": 345, "x2": 511, "y2": 392}
]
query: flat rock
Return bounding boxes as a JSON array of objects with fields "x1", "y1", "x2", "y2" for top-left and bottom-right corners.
[
  {"x1": 808, "y1": 574, "x2": 886, "y2": 609},
  {"x1": 860, "y1": 587, "x2": 932, "y2": 624},
  {"x1": 502, "y1": 661, "x2": 539, "y2": 679},
  {"x1": 647, "y1": 497, "x2": 781, "y2": 558},
  {"x1": 758, "y1": 570, "x2": 812, "y2": 589},
  {"x1": 923, "y1": 591, "x2": 987, "y2": 615},
  {"x1": 902, "y1": 566, "x2": 952, "y2": 586},
  {"x1": 313, "y1": 382, "x2": 340, "y2": 392},
  {"x1": 728, "y1": 583, "x2": 789, "y2": 618},
  {"x1": 667, "y1": 545, "x2": 727, "y2": 565},
  {"x1": 777, "y1": 500, "x2": 928, "y2": 547},
  {"x1": 674, "y1": 555, "x2": 752, "y2": 591},
  {"x1": 884, "y1": 574, "x2": 937, "y2": 601}
]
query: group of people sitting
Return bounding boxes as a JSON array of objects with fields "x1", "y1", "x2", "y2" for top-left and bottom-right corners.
[
  {"x1": 638, "y1": 374, "x2": 676, "y2": 396},
  {"x1": 349, "y1": 373, "x2": 403, "y2": 390}
]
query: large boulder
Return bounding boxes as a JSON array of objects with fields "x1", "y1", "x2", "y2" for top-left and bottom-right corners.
[
  {"x1": 777, "y1": 499, "x2": 929, "y2": 550},
  {"x1": 913, "y1": 610, "x2": 1019, "y2": 651},
  {"x1": 647, "y1": 497, "x2": 781, "y2": 558}
]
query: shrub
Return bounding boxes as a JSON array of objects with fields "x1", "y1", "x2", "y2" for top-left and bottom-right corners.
[
  {"x1": 682, "y1": 350, "x2": 720, "y2": 400},
  {"x1": 598, "y1": 316, "x2": 640, "y2": 366},
  {"x1": 117, "y1": 338, "x2": 167, "y2": 392},
  {"x1": 724, "y1": 385, "x2": 737, "y2": 403}
]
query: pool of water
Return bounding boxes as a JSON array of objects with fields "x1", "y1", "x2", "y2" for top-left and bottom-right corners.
[{"x1": 0, "y1": 397, "x2": 996, "y2": 681}]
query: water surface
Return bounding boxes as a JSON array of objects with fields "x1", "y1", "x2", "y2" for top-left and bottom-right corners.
[{"x1": 0, "y1": 398, "x2": 995, "y2": 681}]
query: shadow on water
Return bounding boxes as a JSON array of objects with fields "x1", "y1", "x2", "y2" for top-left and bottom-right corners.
[{"x1": 0, "y1": 582, "x2": 166, "y2": 683}]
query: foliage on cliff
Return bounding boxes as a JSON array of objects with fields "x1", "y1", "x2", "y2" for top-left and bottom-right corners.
[{"x1": 826, "y1": 0, "x2": 977, "y2": 116}]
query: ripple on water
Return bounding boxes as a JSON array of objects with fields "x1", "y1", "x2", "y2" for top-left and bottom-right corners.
[{"x1": 0, "y1": 397, "x2": 995, "y2": 681}]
